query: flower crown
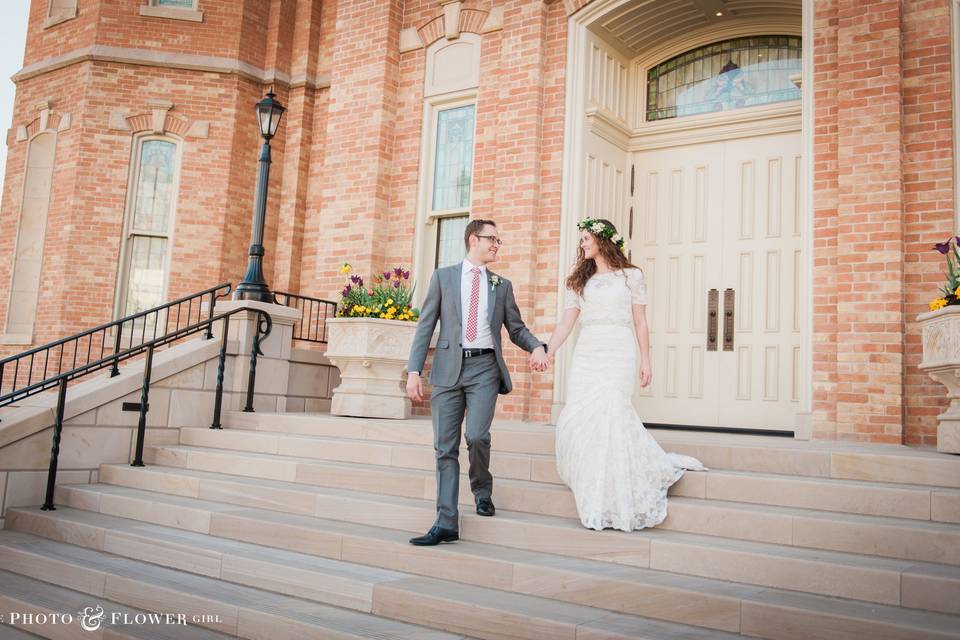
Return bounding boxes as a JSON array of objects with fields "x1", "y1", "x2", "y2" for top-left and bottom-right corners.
[{"x1": 578, "y1": 218, "x2": 625, "y2": 250}]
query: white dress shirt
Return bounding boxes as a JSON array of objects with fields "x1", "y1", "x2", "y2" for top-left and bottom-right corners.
[{"x1": 461, "y1": 259, "x2": 494, "y2": 349}]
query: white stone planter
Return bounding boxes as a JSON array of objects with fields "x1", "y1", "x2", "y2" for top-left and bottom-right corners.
[
  {"x1": 918, "y1": 305, "x2": 960, "y2": 453},
  {"x1": 324, "y1": 317, "x2": 418, "y2": 419}
]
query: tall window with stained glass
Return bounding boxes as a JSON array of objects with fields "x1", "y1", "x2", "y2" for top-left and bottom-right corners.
[
  {"x1": 121, "y1": 139, "x2": 178, "y2": 323},
  {"x1": 646, "y1": 36, "x2": 801, "y2": 122},
  {"x1": 432, "y1": 105, "x2": 475, "y2": 211}
]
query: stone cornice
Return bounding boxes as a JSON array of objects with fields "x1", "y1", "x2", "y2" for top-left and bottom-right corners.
[{"x1": 12, "y1": 45, "x2": 331, "y2": 91}]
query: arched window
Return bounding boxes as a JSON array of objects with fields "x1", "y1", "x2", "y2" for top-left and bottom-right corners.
[
  {"x1": 116, "y1": 137, "x2": 180, "y2": 325},
  {"x1": 646, "y1": 36, "x2": 802, "y2": 122}
]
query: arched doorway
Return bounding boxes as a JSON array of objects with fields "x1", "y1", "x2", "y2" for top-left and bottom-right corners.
[{"x1": 556, "y1": 0, "x2": 812, "y2": 435}]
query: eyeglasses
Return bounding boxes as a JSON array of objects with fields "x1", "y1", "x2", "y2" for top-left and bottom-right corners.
[{"x1": 476, "y1": 235, "x2": 503, "y2": 246}]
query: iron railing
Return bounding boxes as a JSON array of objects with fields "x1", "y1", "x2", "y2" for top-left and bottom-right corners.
[
  {"x1": 0, "y1": 283, "x2": 273, "y2": 511},
  {"x1": 0, "y1": 283, "x2": 232, "y2": 407},
  {"x1": 273, "y1": 291, "x2": 337, "y2": 344}
]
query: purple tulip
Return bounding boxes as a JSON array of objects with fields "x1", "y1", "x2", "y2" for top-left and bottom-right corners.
[
  {"x1": 935, "y1": 241, "x2": 951, "y2": 255},
  {"x1": 342, "y1": 285, "x2": 351, "y2": 297},
  {"x1": 402, "y1": 270, "x2": 410, "y2": 279},
  {"x1": 394, "y1": 267, "x2": 404, "y2": 278},
  {"x1": 393, "y1": 280, "x2": 401, "y2": 288},
  {"x1": 383, "y1": 271, "x2": 392, "y2": 280},
  {"x1": 350, "y1": 275, "x2": 363, "y2": 286}
]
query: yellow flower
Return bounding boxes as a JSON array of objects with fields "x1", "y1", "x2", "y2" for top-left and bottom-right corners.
[
  {"x1": 386, "y1": 298, "x2": 393, "y2": 306},
  {"x1": 339, "y1": 263, "x2": 352, "y2": 275},
  {"x1": 930, "y1": 298, "x2": 948, "y2": 311},
  {"x1": 955, "y1": 286, "x2": 960, "y2": 298}
]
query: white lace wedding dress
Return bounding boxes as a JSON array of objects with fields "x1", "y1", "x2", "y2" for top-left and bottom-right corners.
[{"x1": 556, "y1": 268, "x2": 705, "y2": 532}]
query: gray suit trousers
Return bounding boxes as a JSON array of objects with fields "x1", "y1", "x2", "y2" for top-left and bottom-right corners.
[{"x1": 431, "y1": 352, "x2": 500, "y2": 531}]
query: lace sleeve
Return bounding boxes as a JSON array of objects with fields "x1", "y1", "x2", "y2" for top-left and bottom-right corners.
[
  {"x1": 564, "y1": 287, "x2": 581, "y2": 310},
  {"x1": 629, "y1": 269, "x2": 647, "y2": 305}
]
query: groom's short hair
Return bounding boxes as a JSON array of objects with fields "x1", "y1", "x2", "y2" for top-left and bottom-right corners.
[{"x1": 464, "y1": 219, "x2": 496, "y2": 251}]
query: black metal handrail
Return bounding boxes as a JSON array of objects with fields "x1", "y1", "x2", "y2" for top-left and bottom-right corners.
[
  {"x1": 0, "y1": 283, "x2": 273, "y2": 511},
  {"x1": 273, "y1": 291, "x2": 337, "y2": 344},
  {"x1": 0, "y1": 282, "x2": 232, "y2": 408}
]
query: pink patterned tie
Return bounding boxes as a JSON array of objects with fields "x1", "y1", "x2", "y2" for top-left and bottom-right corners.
[{"x1": 466, "y1": 267, "x2": 481, "y2": 342}]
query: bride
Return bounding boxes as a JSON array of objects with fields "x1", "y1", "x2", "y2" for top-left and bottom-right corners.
[{"x1": 544, "y1": 218, "x2": 704, "y2": 532}]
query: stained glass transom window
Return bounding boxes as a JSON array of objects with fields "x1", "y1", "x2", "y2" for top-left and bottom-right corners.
[
  {"x1": 646, "y1": 36, "x2": 801, "y2": 122},
  {"x1": 122, "y1": 139, "x2": 178, "y2": 324},
  {"x1": 432, "y1": 105, "x2": 475, "y2": 211}
]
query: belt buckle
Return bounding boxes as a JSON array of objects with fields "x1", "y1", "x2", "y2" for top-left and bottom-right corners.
[{"x1": 464, "y1": 349, "x2": 472, "y2": 358}]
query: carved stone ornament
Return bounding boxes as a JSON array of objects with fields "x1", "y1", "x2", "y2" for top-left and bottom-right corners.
[
  {"x1": 918, "y1": 305, "x2": 960, "y2": 453},
  {"x1": 324, "y1": 317, "x2": 419, "y2": 419}
]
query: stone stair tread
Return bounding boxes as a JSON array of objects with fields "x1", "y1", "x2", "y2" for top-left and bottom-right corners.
[
  {"x1": 28, "y1": 487, "x2": 960, "y2": 613},
  {"x1": 0, "y1": 568, "x2": 232, "y2": 640},
  {"x1": 91, "y1": 465, "x2": 960, "y2": 566},
  {"x1": 0, "y1": 527, "x2": 751, "y2": 640},
  {"x1": 18, "y1": 507, "x2": 960, "y2": 639},
  {"x1": 180, "y1": 426, "x2": 960, "y2": 494},
  {"x1": 223, "y1": 410, "x2": 950, "y2": 455},
  {"x1": 0, "y1": 531, "x2": 465, "y2": 640},
  {"x1": 138, "y1": 447, "x2": 960, "y2": 529},
  {"x1": 7, "y1": 504, "x2": 769, "y2": 601}
]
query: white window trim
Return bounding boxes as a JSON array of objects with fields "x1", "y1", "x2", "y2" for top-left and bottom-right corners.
[
  {"x1": 412, "y1": 90, "x2": 478, "y2": 302},
  {"x1": 112, "y1": 134, "x2": 183, "y2": 331},
  {"x1": 140, "y1": 0, "x2": 203, "y2": 23}
]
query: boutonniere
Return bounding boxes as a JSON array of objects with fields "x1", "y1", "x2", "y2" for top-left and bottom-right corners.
[{"x1": 489, "y1": 275, "x2": 502, "y2": 290}]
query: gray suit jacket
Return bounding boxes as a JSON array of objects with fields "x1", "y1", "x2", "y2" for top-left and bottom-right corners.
[{"x1": 407, "y1": 263, "x2": 544, "y2": 394}]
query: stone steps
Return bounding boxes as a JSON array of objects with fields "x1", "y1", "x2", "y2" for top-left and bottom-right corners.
[
  {"x1": 222, "y1": 411, "x2": 960, "y2": 489},
  {"x1": 7, "y1": 499, "x2": 960, "y2": 640},
  {"x1": 0, "y1": 529, "x2": 468, "y2": 640},
  {"x1": 0, "y1": 526, "x2": 751, "y2": 640},
  {"x1": 178, "y1": 426, "x2": 960, "y2": 523},
  {"x1": 0, "y1": 568, "x2": 234, "y2": 639},
  {"x1": 137, "y1": 444, "x2": 960, "y2": 566},
  {"x1": 68, "y1": 467, "x2": 960, "y2": 613}
]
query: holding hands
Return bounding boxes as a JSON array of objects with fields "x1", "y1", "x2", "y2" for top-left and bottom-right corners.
[{"x1": 528, "y1": 345, "x2": 549, "y2": 372}]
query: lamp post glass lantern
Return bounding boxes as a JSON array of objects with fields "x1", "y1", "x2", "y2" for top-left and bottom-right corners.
[{"x1": 235, "y1": 91, "x2": 286, "y2": 302}]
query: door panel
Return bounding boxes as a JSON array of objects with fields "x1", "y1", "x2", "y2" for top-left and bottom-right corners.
[{"x1": 630, "y1": 132, "x2": 801, "y2": 431}]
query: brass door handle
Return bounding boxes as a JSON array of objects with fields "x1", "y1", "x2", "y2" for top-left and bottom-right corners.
[
  {"x1": 723, "y1": 288, "x2": 735, "y2": 351},
  {"x1": 707, "y1": 289, "x2": 719, "y2": 351}
]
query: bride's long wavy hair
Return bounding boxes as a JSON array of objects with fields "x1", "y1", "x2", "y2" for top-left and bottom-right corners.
[{"x1": 566, "y1": 219, "x2": 639, "y2": 296}]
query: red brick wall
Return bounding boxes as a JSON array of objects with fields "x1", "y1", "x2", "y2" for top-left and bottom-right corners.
[{"x1": 3, "y1": 0, "x2": 957, "y2": 442}]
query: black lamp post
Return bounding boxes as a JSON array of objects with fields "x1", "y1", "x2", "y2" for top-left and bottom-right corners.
[{"x1": 234, "y1": 90, "x2": 286, "y2": 302}]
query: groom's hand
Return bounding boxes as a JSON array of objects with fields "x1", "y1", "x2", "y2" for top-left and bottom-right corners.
[{"x1": 406, "y1": 372, "x2": 424, "y2": 402}]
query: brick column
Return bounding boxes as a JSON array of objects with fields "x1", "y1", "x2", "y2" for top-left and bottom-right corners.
[
  {"x1": 832, "y1": 0, "x2": 905, "y2": 442},
  {"x1": 486, "y1": 0, "x2": 550, "y2": 421},
  {"x1": 315, "y1": 0, "x2": 404, "y2": 297},
  {"x1": 273, "y1": 0, "x2": 324, "y2": 294}
]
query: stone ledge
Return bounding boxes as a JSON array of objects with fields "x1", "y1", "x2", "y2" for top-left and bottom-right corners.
[{"x1": 138, "y1": 5, "x2": 203, "y2": 23}]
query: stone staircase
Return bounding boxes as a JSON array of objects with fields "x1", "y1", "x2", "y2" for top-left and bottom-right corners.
[{"x1": 1, "y1": 412, "x2": 959, "y2": 639}]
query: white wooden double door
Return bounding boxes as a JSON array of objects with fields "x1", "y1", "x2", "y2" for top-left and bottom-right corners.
[{"x1": 627, "y1": 132, "x2": 803, "y2": 431}]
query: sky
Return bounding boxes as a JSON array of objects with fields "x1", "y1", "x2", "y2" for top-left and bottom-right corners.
[{"x1": 0, "y1": 1, "x2": 31, "y2": 196}]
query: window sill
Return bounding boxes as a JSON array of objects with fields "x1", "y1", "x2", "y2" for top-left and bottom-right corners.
[
  {"x1": 0, "y1": 332, "x2": 33, "y2": 346},
  {"x1": 43, "y1": 12, "x2": 77, "y2": 30},
  {"x1": 139, "y1": 5, "x2": 203, "y2": 23}
]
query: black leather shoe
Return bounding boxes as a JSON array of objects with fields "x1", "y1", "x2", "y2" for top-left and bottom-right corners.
[
  {"x1": 476, "y1": 498, "x2": 495, "y2": 517},
  {"x1": 409, "y1": 525, "x2": 459, "y2": 546}
]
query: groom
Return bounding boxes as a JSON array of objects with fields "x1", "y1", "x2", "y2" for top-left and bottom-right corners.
[{"x1": 406, "y1": 220, "x2": 548, "y2": 546}]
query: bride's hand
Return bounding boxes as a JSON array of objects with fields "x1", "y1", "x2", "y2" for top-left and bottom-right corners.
[{"x1": 639, "y1": 361, "x2": 652, "y2": 387}]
